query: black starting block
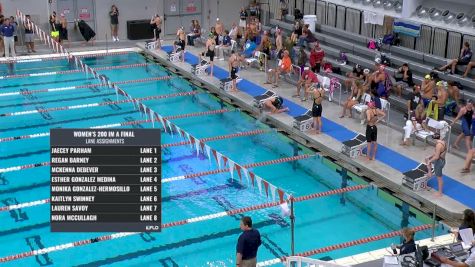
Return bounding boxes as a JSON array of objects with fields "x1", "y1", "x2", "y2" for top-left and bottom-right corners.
[
  {"x1": 168, "y1": 48, "x2": 183, "y2": 62},
  {"x1": 191, "y1": 60, "x2": 210, "y2": 75},
  {"x1": 341, "y1": 134, "x2": 367, "y2": 158},
  {"x1": 145, "y1": 40, "x2": 159, "y2": 50},
  {"x1": 292, "y1": 110, "x2": 313, "y2": 131},
  {"x1": 219, "y1": 76, "x2": 242, "y2": 92},
  {"x1": 402, "y1": 163, "x2": 433, "y2": 191},
  {"x1": 252, "y1": 90, "x2": 276, "y2": 108}
]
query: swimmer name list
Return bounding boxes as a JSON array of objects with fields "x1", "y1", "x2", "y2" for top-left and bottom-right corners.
[{"x1": 50, "y1": 128, "x2": 161, "y2": 232}]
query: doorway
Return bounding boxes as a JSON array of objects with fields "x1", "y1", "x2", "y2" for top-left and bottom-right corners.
[
  {"x1": 163, "y1": 0, "x2": 203, "y2": 36},
  {"x1": 56, "y1": 0, "x2": 96, "y2": 42}
]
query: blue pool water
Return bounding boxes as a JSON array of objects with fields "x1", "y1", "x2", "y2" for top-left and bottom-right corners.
[{"x1": 0, "y1": 52, "x2": 444, "y2": 266}]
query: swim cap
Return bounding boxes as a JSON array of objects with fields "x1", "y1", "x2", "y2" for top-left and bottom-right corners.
[
  {"x1": 424, "y1": 74, "x2": 431, "y2": 79},
  {"x1": 436, "y1": 81, "x2": 443, "y2": 86}
]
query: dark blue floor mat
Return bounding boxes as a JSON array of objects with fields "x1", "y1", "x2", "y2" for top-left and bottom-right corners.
[{"x1": 161, "y1": 45, "x2": 475, "y2": 209}]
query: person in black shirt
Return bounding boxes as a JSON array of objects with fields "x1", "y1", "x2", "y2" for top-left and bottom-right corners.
[
  {"x1": 394, "y1": 63, "x2": 414, "y2": 97},
  {"x1": 406, "y1": 85, "x2": 421, "y2": 116},
  {"x1": 344, "y1": 64, "x2": 364, "y2": 91},
  {"x1": 453, "y1": 209, "x2": 475, "y2": 240},
  {"x1": 394, "y1": 227, "x2": 416, "y2": 255},
  {"x1": 236, "y1": 216, "x2": 261, "y2": 267},
  {"x1": 109, "y1": 5, "x2": 119, "y2": 42}
]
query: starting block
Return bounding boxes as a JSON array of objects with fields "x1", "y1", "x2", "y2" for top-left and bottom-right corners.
[
  {"x1": 341, "y1": 134, "x2": 367, "y2": 158},
  {"x1": 252, "y1": 90, "x2": 276, "y2": 108},
  {"x1": 145, "y1": 40, "x2": 160, "y2": 50},
  {"x1": 292, "y1": 110, "x2": 313, "y2": 132},
  {"x1": 191, "y1": 60, "x2": 210, "y2": 76},
  {"x1": 168, "y1": 48, "x2": 183, "y2": 63},
  {"x1": 402, "y1": 163, "x2": 433, "y2": 191},
  {"x1": 219, "y1": 76, "x2": 242, "y2": 92}
]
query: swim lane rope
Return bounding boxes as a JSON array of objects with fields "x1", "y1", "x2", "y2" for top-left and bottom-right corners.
[{"x1": 0, "y1": 185, "x2": 370, "y2": 262}]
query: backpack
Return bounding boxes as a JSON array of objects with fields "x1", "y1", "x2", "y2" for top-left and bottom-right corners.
[
  {"x1": 380, "y1": 53, "x2": 391, "y2": 65},
  {"x1": 367, "y1": 39, "x2": 377, "y2": 50},
  {"x1": 382, "y1": 34, "x2": 394, "y2": 45},
  {"x1": 337, "y1": 51, "x2": 348, "y2": 65}
]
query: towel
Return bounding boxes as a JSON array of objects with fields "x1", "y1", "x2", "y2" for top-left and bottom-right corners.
[
  {"x1": 78, "y1": 20, "x2": 96, "y2": 42},
  {"x1": 364, "y1": 11, "x2": 384, "y2": 25}
]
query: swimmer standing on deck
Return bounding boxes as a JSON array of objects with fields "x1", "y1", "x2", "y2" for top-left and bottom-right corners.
[
  {"x1": 228, "y1": 50, "x2": 244, "y2": 92},
  {"x1": 365, "y1": 101, "x2": 385, "y2": 161}
]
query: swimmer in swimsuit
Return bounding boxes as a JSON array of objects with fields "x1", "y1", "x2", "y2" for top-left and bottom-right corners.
[
  {"x1": 264, "y1": 96, "x2": 289, "y2": 113},
  {"x1": 228, "y1": 51, "x2": 244, "y2": 92},
  {"x1": 365, "y1": 101, "x2": 386, "y2": 160},
  {"x1": 425, "y1": 133, "x2": 446, "y2": 197},
  {"x1": 173, "y1": 27, "x2": 186, "y2": 62},
  {"x1": 307, "y1": 83, "x2": 324, "y2": 134},
  {"x1": 200, "y1": 34, "x2": 216, "y2": 76}
]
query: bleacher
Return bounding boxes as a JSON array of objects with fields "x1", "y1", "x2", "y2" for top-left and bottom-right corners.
[{"x1": 265, "y1": 16, "x2": 474, "y2": 139}]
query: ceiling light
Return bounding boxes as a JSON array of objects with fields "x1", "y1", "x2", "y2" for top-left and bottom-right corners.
[
  {"x1": 429, "y1": 8, "x2": 443, "y2": 21},
  {"x1": 442, "y1": 10, "x2": 456, "y2": 24}
]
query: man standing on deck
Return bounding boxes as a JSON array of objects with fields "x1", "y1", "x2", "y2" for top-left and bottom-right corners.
[
  {"x1": 365, "y1": 101, "x2": 385, "y2": 161},
  {"x1": 229, "y1": 50, "x2": 244, "y2": 92},
  {"x1": 236, "y1": 216, "x2": 261, "y2": 267}
]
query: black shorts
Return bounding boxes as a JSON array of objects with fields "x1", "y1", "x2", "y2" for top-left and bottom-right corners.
[
  {"x1": 202, "y1": 50, "x2": 215, "y2": 62},
  {"x1": 154, "y1": 28, "x2": 161, "y2": 39},
  {"x1": 231, "y1": 67, "x2": 238, "y2": 79},
  {"x1": 311, "y1": 63, "x2": 321, "y2": 73},
  {"x1": 366, "y1": 125, "x2": 378, "y2": 142},
  {"x1": 175, "y1": 40, "x2": 185, "y2": 50},
  {"x1": 312, "y1": 103, "x2": 322, "y2": 117},
  {"x1": 457, "y1": 59, "x2": 470, "y2": 66}
]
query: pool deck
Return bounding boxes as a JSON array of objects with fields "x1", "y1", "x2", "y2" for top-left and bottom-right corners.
[{"x1": 137, "y1": 41, "x2": 474, "y2": 224}]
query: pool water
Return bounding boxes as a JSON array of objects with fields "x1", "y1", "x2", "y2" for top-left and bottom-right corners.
[{"x1": 0, "y1": 52, "x2": 444, "y2": 266}]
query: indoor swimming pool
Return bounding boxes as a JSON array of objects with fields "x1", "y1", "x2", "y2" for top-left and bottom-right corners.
[{"x1": 0, "y1": 51, "x2": 445, "y2": 266}]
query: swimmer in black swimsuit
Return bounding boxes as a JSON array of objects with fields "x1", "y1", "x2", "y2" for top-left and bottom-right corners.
[
  {"x1": 173, "y1": 27, "x2": 186, "y2": 62},
  {"x1": 365, "y1": 101, "x2": 386, "y2": 160},
  {"x1": 264, "y1": 96, "x2": 289, "y2": 113},
  {"x1": 200, "y1": 34, "x2": 216, "y2": 76},
  {"x1": 308, "y1": 83, "x2": 324, "y2": 134},
  {"x1": 228, "y1": 51, "x2": 244, "y2": 92}
]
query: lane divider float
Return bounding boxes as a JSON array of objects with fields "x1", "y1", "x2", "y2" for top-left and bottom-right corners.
[
  {"x1": 0, "y1": 63, "x2": 150, "y2": 80},
  {"x1": 0, "y1": 129, "x2": 268, "y2": 212},
  {"x1": 0, "y1": 185, "x2": 370, "y2": 262},
  {"x1": 0, "y1": 76, "x2": 172, "y2": 98}
]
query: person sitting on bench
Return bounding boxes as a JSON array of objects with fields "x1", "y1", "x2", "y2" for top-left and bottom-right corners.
[
  {"x1": 265, "y1": 50, "x2": 291, "y2": 88},
  {"x1": 438, "y1": 42, "x2": 472, "y2": 75}
]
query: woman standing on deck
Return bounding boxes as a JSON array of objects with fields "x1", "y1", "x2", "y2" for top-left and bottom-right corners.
[
  {"x1": 59, "y1": 14, "x2": 69, "y2": 48},
  {"x1": 109, "y1": 5, "x2": 119, "y2": 42}
]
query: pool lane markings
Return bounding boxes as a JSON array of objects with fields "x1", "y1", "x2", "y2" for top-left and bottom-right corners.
[
  {"x1": 0, "y1": 51, "x2": 134, "y2": 65},
  {"x1": 0, "y1": 76, "x2": 172, "y2": 98},
  {"x1": 0, "y1": 108, "x2": 230, "y2": 143},
  {"x1": 0, "y1": 153, "x2": 308, "y2": 212},
  {"x1": 0, "y1": 185, "x2": 368, "y2": 263},
  {"x1": 0, "y1": 90, "x2": 196, "y2": 118},
  {"x1": 0, "y1": 124, "x2": 260, "y2": 175},
  {"x1": 0, "y1": 63, "x2": 151, "y2": 80}
]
